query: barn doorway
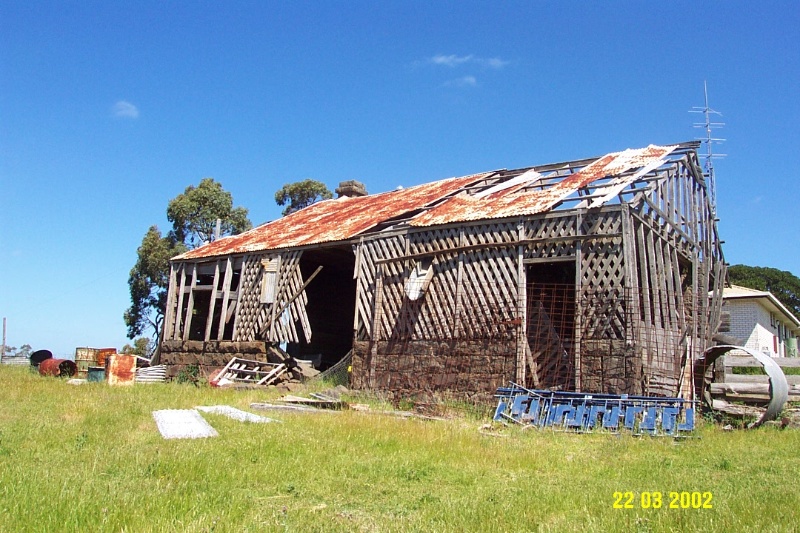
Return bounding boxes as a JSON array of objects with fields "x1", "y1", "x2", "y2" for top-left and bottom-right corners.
[
  {"x1": 525, "y1": 260, "x2": 577, "y2": 389},
  {"x1": 285, "y1": 246, "x2": 356, "y2": 370}
]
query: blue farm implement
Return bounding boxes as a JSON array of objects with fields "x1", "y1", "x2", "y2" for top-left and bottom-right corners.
[{"x1": 494, "y1": 383, "x2": 695, "y2": 437}]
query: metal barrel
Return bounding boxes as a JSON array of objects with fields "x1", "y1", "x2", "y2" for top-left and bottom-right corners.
[
  {"x1": 29, "y1": 349, "x2": 52, "y2": 367},
  {"x1": 96, "y1": 348, "x2": 116, "y2": 368},
  {"x1": 75, "y1": 347, "x2": 98, "y2": 379},
  {"x1": 39, "y1": 359, "x2": 78, "y2": 377}
]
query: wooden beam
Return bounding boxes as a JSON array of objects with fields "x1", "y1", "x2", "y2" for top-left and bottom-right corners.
[
  {"x1": 267, "y1": 254, "x2": 284, "y2": 341},
  {"x1": 620, "y1": 204, "x2": 639, "y2": 346},
  {"x1": 173, "y1": 263, "x2": 187, "y2": 340},
  {"x1": 515, "y1": 220, "x2": 527, "y2": 385},
  {"x1": 375, "y1": 234, "x2": 621, "y2": 266},
  {"x1": 368, "y1": 265, "x2": 385, "y2": 388},
  {"x1": 164, "y1": 263, "x2": 178, "y2": 339},
  {"x1": 204, "y1": 260, "x2": 221, "y2": 341},
  {"x1": 182, "y1": 263, "x2": 198, "y2": 341},
  {"x1": 522, "y1": 256, "x2": 576, "y2": 264},
  {"x1": 217, "y1": 257, "x2": 234, "y2": 340},
  {"x1": 231, "y1": 254, "x2": 250, "y2": 341},
  {"x1": 574, "y1": 209, "x2": 583, "y2": 392},
  {"x1": 452, "y1": 227, "x2": 465, "y2": 338}
]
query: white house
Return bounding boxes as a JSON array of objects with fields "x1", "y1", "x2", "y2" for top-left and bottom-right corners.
[{"x1": 719, "y1": 285, "x2": 800, "y2": 357}]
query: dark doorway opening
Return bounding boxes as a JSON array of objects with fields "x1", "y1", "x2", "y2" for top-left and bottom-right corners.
[
  {"x1": 188, "y1": 290, "x2": 211, "y2": 341},
  {"x1": 525, "y1": 260, "x2": 577, "y2": 390},
  {"x1": 286, "y1": 246, "x2": 356, "y2": 370}
]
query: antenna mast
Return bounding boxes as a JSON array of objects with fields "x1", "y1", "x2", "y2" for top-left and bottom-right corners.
[{"x1": 690, "y1": 81, "x2": 726, "y2": 215}]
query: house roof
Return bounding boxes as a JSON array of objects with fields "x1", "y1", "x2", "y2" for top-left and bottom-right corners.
[
  {"x1": 175, "y1": 141, "x2": 698, "y2": 261},
  {"x1": 410, "y1": 144, "x2": 678, "y2": 226},
  {"x1": 723, "y1": 285, "x2": 800, "y2": 330},
  {"x1": 175, "y1": 172, "x2": 490, "y2": 260}
]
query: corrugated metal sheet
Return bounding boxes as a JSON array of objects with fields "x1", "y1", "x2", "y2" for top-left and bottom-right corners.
[
  {"x1": 410, "y1": 145, "x2": 675, "y2": 227},
  {"x1": 1, "y1": 355, "x2": 30, "y2": 366},
  {"x1": 578, "y1": 146, "x2": 677, "y2": 209},
  {"x1": 136, "y1": 365, "x2": 167, "y2": 383},
  {"x1": 177, "y1": 172, "x2": 490, "y2": 260},
  {"x1": 174, "y1": 144, "x2": 680, "y2": 259}
]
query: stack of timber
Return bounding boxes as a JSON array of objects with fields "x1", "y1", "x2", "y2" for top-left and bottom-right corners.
[
  {"x1": 277, "y1": 392, "x2": 345, "y2": 409},
  {"x1": 211, "y1": 345, "x2": 321, "y2": 388},
  {"x1": 710, "y1": 355, "x2": 800, "y2": 414},
  {"x1": 212, "y1": 357, "x2": 288, "y2": 386}
]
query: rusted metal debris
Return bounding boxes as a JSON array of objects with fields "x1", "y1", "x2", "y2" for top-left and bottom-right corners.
[
  {"x1": 38, "y1": 358, "x2": 77, "y2": 377},
  {"x1": 106, "y1": 354, "x2": 136, "y2": 386},
  {"x1": 75, "y1": 347, "x2": 117, "y2": 379}
]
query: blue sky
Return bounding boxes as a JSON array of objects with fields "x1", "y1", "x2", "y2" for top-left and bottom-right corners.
[{"x1": 1, "y1": 1, "x2": 798, "y2": 357}]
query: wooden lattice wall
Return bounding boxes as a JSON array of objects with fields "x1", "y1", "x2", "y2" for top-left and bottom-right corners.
[
  {"x1": 351, "y1": 153, "x2": 724, "y2": 399},
  {"x1": 164, "y1": 250, "x2": 312, "y2": 345},
  {"x1": 351, "y1": 221, "x2": 522, "y2": 396},
  {"x1": 232, "y1": 251, "x2": 311, "y2": 343},
  {"x1": 356, "y1": 222, "x2": 524, "y2": 343}
]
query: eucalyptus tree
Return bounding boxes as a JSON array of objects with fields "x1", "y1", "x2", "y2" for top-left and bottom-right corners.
[{"x1": 124, "y1": 178, "x2": 251, "y2": 340}]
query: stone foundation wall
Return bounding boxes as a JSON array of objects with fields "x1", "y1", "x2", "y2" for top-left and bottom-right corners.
[
  {"x1": 352, "y1": 338, "x2": 516, "y2": 401},
  {"x1": 580, "y1": 339, "x2": 645, "y2": 395},
  {"x1": 159, "y1": 340, "x2": 268, "y2": 379}
]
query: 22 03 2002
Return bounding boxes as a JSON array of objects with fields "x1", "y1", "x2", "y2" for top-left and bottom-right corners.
[{"x1": 613, "y1": 491, "x2": 713, "y2": 509}]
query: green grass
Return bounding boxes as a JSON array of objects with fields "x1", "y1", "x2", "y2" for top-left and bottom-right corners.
[
  {"x1": 732, "y1": 366, "x2": 800, "y2": 376},
  {"x1": 1, "y1": 366, "x2": 798, "y2": 532}
]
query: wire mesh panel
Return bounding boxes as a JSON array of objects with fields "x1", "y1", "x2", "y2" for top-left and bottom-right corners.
[{"x1": 527, "y1": 283, "x2": 698, "y2": 398}]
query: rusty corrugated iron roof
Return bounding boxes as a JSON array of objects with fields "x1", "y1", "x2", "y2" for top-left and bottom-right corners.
[
  {"x1": 176, "y1": 144, "x2": 683, "y2": 260},
  {"x1": 409, "y1": 145, "x2": 676, "y2": 227},
  {"x1": 176, "y1": 172, "x2": 491, "y2": 260}
]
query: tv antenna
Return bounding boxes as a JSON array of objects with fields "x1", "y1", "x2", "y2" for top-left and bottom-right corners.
[{"x1": 690, "y1": 81, "x2": 726, "y2": 215}]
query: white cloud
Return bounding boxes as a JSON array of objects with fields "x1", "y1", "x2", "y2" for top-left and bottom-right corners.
[
  {"x1": 484, "y1": 57, "x2": 509, "y2": 69},
  {"x1": 445, "y1": 76, "x2": 477, "y2": 88},
  {"x1": 430, "y1": 54, "x2": 474, "y2": 67},
  {"x1": 427, "y1": 54, "x2": 509, "y2": 70},
  {"x1": 112, "y1": 100, "x2": 139, "y2": 119}
]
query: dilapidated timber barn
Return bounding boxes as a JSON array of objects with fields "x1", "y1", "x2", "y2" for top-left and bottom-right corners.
[{"x1": 160, "y1": 141, "x2": 725, "y2": 400}]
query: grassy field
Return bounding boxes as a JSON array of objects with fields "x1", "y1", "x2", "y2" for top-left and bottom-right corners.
[{"x1": 1, "y1": 366, "x2": 798, "y2": 532}]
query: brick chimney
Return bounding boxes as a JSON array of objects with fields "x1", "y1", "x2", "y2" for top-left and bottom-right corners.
[{"x1": 335, "y1": 180, "x2": 368, "y2": 198}]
